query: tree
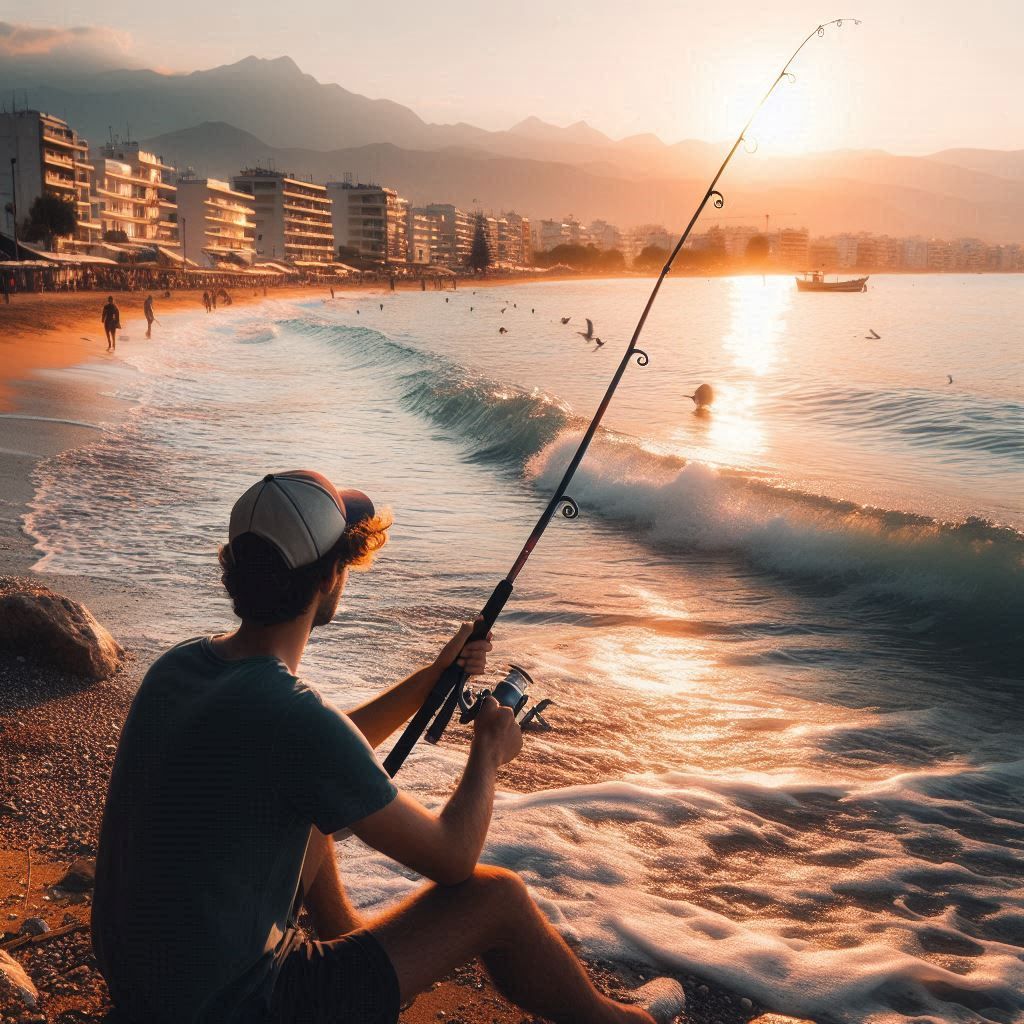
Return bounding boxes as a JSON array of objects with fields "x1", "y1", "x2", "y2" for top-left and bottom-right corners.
[
  {"x1": 22, "y1": 193, "x2": 78, "y2": 252},
  {"x1": 468, "y1": 213, "x2": 491, "y2": 272},
  {"x1": 745, "y1": 234, "x2": 770, "y2": 264},
  {"x1": 633, "y1": 245, "x2": 670, "y2": 271}
]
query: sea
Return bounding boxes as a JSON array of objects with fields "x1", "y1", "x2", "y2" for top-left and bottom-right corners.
[{"x1": 26, "y1": 275, "x2": 1024, "y2": 1023}]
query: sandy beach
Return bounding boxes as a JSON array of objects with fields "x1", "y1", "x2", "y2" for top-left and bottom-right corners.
[{"x1": 0, "y1": 294, "x2": 767, "y2": 1024}]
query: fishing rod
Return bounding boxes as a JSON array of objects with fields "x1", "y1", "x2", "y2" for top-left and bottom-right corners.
[{"x1": 383, "y1": 17, "x2": 860, "y2": 778}]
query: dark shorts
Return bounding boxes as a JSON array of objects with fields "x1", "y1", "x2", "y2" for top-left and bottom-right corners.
[{"x1": 268, "y1": 930, "x2": 401, "y2": 1024}]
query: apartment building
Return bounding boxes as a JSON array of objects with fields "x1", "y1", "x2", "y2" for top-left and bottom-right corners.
[
  {"x1": 176, "y1": 178, "x2": 257, "y2": 267},
  {"x1": 776, "y1": 227, "x2": 810, "y2": 268},
  {"x1": 91, "y1": 141, "x2": 178, "y2": 249},
  {"x1": 406, "y1": 208, "x2": 436, "y2": 264},
  {"x1": 0, "y1": 109, "x2": 101, "y2": 251},
  {"x1": 422, "y1": 203, "x2": 473, "y2": 267},
  {"x1": 499, "y1": 211, "x2": 531, "y2": 265},
  {"x1": 232, "y1": 169, "x2": 333, "y2": 264},
  {"x1": 326, "y1": 181, "x2": 408, "y2": 264}
]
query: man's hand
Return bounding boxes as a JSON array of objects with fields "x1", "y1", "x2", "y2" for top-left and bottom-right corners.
[
  {"x1": 471, "y1": 696, "x2": 523, "y2": 767},
  {"x1": 434, "y1": 619, "x2": 493, "y2": 677}
]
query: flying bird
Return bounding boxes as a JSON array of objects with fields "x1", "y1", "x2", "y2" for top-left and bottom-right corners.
[
  {"x1": 866, "y1": 328, "x2": 881, "y2": 340},
  {"x1": 577, "y1": 318, "x2": 597, "y2": 341},
  {"x1": 560, "y1": 317, "x2": 571, "y2": 325},
  {"x1": 594, "y1": 338, "x2": 605, "y2": 347},
  {"x1": 499, "y1": 327, "x2": 509, "y2": 335},
  {"x1": 690, "y1": 383, "x2": 714, "y2": 408},
  {"x1": 501, "y1": 307, "x2": 507, "y2": 314}
]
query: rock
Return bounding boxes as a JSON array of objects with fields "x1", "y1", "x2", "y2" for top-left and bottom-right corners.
[
  {"x1": 58, "y1": 858, "x2": 95, "y2": 893},
  {"x1": 0, "y1": 949, "x2": 38, "y2": 1007},
  {"x1": 19, "y1": 917, "x2": 49, "y2": 936},
  {"x1": 0, "y1": 576, "x2": 124, "y2": 681},
  {"x1": 750, "y1": 1016, "x2": 817, "y2": 1024},
  {"x1": 741, "y1": 997, "x2": 753, "y2": 1010}
]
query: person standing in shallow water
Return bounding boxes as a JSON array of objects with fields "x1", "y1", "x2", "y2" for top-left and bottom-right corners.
[
  {"x1": 143, "y1": 295, "x2": 155, "y2": 339},
  {"x1": 101, "y1": 295, "x2": 120, "y2": 351},
  {"x1": 91, "y1": 470, "x2": 681, "y2": 1024}
]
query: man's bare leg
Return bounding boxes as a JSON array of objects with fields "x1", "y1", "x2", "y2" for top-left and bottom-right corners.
[
  {"x1": 300, "y1": 829, "x2": 364, "y2": 939},
  {"x1": 367, "y1": 865, "x2": 655, "y2": 1024}
]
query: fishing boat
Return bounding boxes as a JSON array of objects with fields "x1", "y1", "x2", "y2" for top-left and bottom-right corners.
[{"x1": 796, "y1": 271, "x2": 869, "y2": 292}]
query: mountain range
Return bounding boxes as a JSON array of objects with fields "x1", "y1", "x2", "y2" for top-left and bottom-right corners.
[{"x1": 4, "y1": 53, "x2": 1022, "y2": 242}]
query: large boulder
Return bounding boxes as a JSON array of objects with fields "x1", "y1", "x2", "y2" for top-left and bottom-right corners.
[
  {"x1": 0, "y1": 576, "x2": 124, "y2": 681},
  {"x1": 0, "y1": 949, "x2": 38, "y2": 1009}
]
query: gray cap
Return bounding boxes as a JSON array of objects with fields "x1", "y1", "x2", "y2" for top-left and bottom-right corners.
[{"x1": 228, "y1": 470, "x2": 375, "y2": 569}]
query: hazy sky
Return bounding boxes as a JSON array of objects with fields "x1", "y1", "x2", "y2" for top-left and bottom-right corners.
[{"x1": 4, "y1": 0, "x2": 1022, "y2": 153}]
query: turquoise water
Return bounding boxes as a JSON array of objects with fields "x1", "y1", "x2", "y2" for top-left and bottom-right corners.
[{"x1": 27, "y1": 276, "x2": 1024, "y2": 1023}]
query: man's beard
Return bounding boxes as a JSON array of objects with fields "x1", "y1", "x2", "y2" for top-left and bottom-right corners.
[{"x1": 312, "y1": 579, "x2": 344, "y2": 628}]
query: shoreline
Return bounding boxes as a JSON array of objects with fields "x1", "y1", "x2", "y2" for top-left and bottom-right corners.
[{"x1": 0, "y1": 298, "x2": 770, "y2": 1022}]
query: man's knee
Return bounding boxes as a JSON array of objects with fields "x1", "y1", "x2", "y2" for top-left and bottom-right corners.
[{"x1": 464, "y1": 865, "x2": 532, "y2": 914}]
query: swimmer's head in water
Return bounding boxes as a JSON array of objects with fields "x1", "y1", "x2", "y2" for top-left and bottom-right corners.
[{"x1": 690, "y1": 383, "x2": 714, "y2": 408}]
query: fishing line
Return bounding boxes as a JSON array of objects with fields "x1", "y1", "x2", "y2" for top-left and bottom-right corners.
[{"x1": 384, "y1": 18, "x2": 861, "y2": 778}]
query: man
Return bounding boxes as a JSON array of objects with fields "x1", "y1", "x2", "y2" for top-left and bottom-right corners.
[
  {"x1": 93, "y1": 470, "x2": 682, "y2": 1024},
  {"x1": 143, "y1": 294, "x2": 155, "y2": 339},
  {"x1": 101, "y1": 295, "x2": 121, "y2": 351}
]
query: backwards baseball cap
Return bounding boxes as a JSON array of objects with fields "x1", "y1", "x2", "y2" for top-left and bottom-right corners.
[{"x1": 228, "y1": 470, "x2": 375, "y2": 569}]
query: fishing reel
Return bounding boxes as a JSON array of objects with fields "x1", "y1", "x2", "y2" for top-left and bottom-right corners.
[
  {"x1": 459, "y1": 664, "x2": 553, "y2": 729},
  {"x1": 424, "y1": 664, "x2": 553, "y2": 745}
]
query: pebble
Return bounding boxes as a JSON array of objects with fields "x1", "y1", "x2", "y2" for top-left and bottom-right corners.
[
  {"x1": 19, "y1": 918, "x2": 49, "y2": 936},
  {"x1": 741, "y1": 996, "x2": 753, "y2": 1010}
]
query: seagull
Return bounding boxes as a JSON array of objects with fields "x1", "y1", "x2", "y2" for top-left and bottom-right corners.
[
  {"x1": 690, "y1": 383, "x2": 714, "y2": 408},
  {"x1": 947, "y1": 375, "x2": 953, "y2": 384},
  {"x1": 594, "y1": 338, "x2": 605, "y2": 347},
  {"x1": 499, "y1": 327, "x2": 509, "y2": 335},
  {"x1": 501, "y1": 307, "x2": 507, "y2": 314},
  {"x1": 577, "y1": 318, "x2": 597, "y2": 341},
  {"x1": 560, "y1": 316, "x2": 571, "y2": 325},
  {"x1": 445, "y1": 297, "x2": 449, "y2": 303},
  {"x1": 865, "y1": 328, "x2": 881, "y2": 340}
]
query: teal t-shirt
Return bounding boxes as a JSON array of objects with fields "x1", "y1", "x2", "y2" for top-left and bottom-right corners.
[{"x1": 92, "y1": 637, "x2": 398, "y2": 1024}]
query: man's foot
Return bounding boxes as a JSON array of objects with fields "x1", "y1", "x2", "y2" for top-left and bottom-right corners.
[{"x1": 632, "y1": 978, "x2": 686, "y2": 1024}]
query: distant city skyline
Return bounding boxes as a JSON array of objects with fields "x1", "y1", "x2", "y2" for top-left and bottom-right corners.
[{"x1": 2, "y1": 0, "x2": 1022, "y2": 156}]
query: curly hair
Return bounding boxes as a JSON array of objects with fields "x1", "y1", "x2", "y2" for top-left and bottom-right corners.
[{"x1": 218, "y1": 512, "x2": 391, "y2": 625}]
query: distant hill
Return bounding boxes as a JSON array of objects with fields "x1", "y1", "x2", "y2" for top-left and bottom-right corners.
[
  {"x1": 145, "y1": 122, "x2": 1024, "y2": 242},
  {"x1": 4, "y1": 51, "x2": 1022, "y2": 240}
]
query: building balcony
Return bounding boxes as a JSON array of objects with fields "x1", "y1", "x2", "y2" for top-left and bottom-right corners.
[{"x1": 44, "y1": 174, "x2": 76, "y2": 192}]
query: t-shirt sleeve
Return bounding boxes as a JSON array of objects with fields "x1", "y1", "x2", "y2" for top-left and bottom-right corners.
[{"x1": 279, "y1": 685, "x2": 398, "y2": 835}]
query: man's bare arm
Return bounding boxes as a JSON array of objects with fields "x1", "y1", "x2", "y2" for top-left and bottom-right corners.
[
  {"x1": 346, "y1": 621, "x2": 492, "y2": 749},
  {"x1": 349, "y1": 698, "x2": 521, "y2": 885}
]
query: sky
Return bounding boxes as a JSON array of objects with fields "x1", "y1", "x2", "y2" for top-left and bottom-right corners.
[{"x1": 2, "y1": 0, "x2": 1022, "y2": 154}]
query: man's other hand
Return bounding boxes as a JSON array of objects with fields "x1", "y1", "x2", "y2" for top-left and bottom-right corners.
[
  {"x1": 472, "y1": 696, "x2": 523, "y2": 767},
  {"x1": 434, "y1": 619, "x2": 493, "y2": 677}
]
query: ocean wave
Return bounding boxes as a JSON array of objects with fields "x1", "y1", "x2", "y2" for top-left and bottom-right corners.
[{"x1": 527, "y1": 431, "x2": 1023, "y2": 622}]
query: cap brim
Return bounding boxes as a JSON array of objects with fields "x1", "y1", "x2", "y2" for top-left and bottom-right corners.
[{"x1": 337, "y1": 488, "x2": 375, "y2": 529}]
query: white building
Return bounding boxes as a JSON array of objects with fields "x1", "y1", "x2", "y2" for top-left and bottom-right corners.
[
  {"x1": 232, "y1": 169, "x2": 334, "y2": 264},
  {"x1": 91, "y1": 141, "x2": 178, "y2": 249},
  {"x1": 176, "y1": 178, "x2": 256, "y2": 267},
  {"x1": 326, "y1": 181, "x2": 408, "y2": 264},
  {"x1": 421, "y1": 203, "x2": 473, "y2": 267},
  {"x1": 0, "y1": 109, "x2": 101, "y2": 252}
]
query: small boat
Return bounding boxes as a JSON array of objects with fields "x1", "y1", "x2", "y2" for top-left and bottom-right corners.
[{"x1": 795, "y1": 271, "x2": 869, "y2": 292}]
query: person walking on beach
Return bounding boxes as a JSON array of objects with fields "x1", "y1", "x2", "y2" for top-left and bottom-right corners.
[
  {"x1": 92, "y1": 470, "x2": 681, "y2": 1024},
  {"x1": 202, "y1": 290, "x2": 211, "y2": 313},
  {"x1": 101, "y1": 295, "x2": 121, "y2": 351},
  {"x1": 143, "y1": 294, "x2": 155, "y2": 339}
]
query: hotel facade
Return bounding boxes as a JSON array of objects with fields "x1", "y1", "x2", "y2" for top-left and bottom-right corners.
[
  {"x1": 232, "y1": 169, "x2": 334, "y2": 264},
  {"x1": 90, "y1": 141, "x2": 178, "y2": 250},
  {"x1": 0, "y1": 109, "x2": 101, "y2": 252},
  {"x1": 176, "y1": 178, "x2": 257, "y2": 267},
  {"x1": 327, "y1": 181, "x2": 408, "y2": 264}
]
